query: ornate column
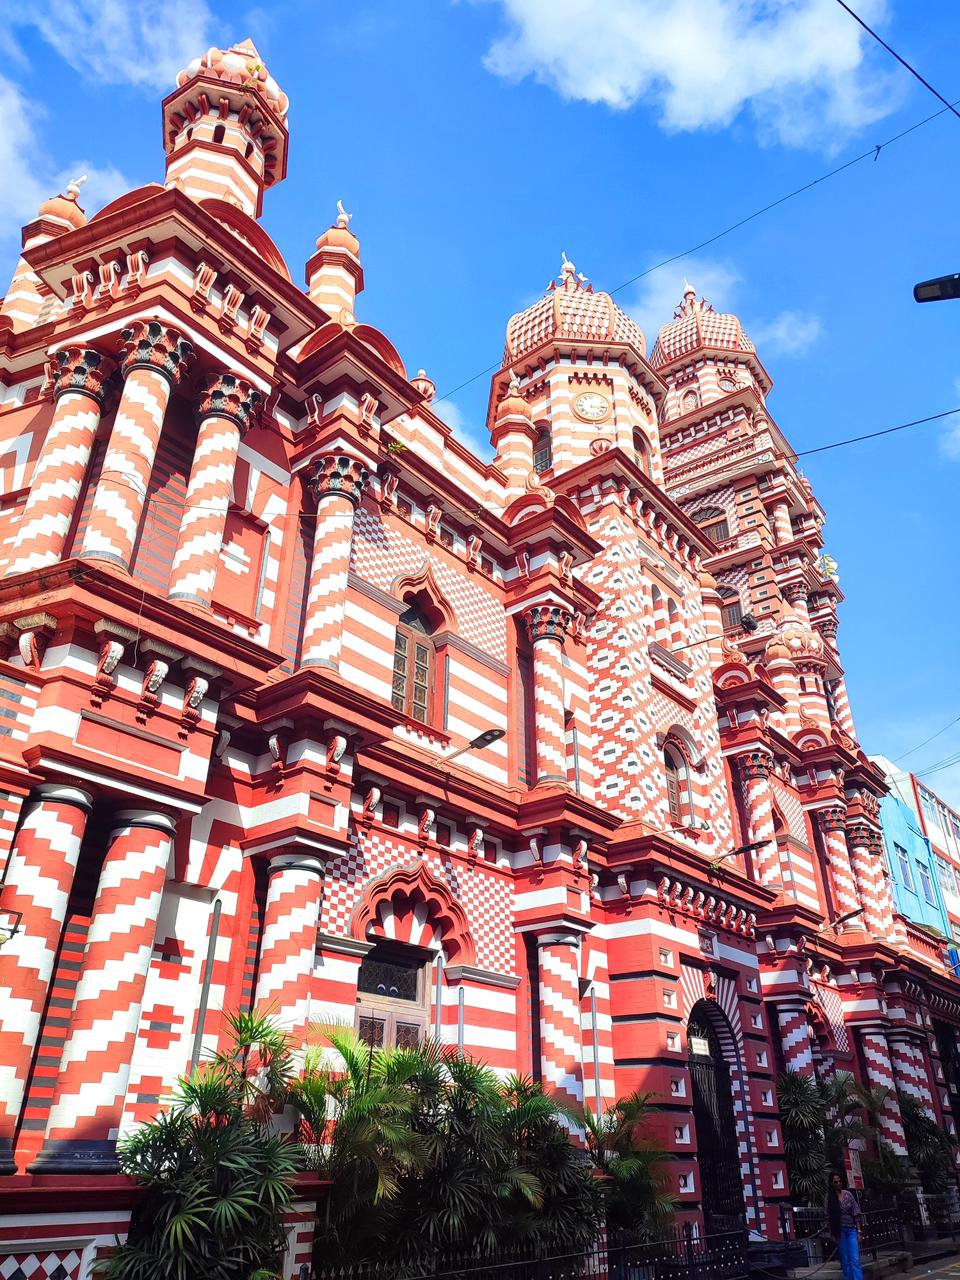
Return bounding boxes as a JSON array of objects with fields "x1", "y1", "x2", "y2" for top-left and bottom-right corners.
[
  {"x1": 887, "y1": 1030, "x2": 936, "y2": 1110},
  {"x1": 536, "y1": 930, "x2": 584, "y2": 1112},
  {"x1": 253, "y1": 853, "x2": 325, "y2": 1045},
  {"x1": 0, "y1": 785, "x2": 92, "y2": 1174},
  {"x1": 734, "y1": 749, "x2": 780, "y2": 885},
  {"x1": 776, "y1": 1002, "x2": 815, "y2": 1077},
  {"x1": 524, "y1": 604, "x2": 571, "y2": 787},
  {"x1": 31, "y1": 810, "x2": 175, "y2": 1173},
  {"x1": 771, "y1": 500, "x2": 793, "y2": 547},
  {"x1": 167, "y1": 372, "x2": 261, "y2": 608},
  {"x1": 815, "y1": 806, "x2": 862, "y2": 919},
  {"x1": 846, "y1": 820, "x2": 892, "y2": 934},
  {"x1": 300, "y1": 454, "x2": 368, "y2": 668},
  {"x1": 858, "y1": 1028, "x2": 908, "y2": 1156},
  {"x1": 6, "y1": 350, "x2": 117, "y2": 575},
  {"x1": 80, "y1": 320, "x2": 193, "y2": 570}
]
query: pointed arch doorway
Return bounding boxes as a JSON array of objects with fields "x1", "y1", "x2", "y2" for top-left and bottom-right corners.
[{"x1": 688, "y1": 1001, "x2": 747, "y2": 1233}]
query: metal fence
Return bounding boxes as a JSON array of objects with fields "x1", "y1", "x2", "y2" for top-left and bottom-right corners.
[
  {"x1": 313, "y1": 1227, "x2": 749, "y2": 1280},
  {"x1": 789, "y1": 1202, "x2": 906, "y2": 1266}
]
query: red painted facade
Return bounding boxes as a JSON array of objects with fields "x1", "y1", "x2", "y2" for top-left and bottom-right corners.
[{"x1": 0, "y1": 38, "x2": 958, "y2": 1276}]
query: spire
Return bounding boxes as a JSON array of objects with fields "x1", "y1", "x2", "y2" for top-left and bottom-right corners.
[{"x1": 307, "y1": 201, "x2": 364, "y2": 319}]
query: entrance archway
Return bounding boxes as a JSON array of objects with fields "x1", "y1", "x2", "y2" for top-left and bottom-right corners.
[{"x1": 688, "y1": 1001, "x2": 747, "y2": 1232}]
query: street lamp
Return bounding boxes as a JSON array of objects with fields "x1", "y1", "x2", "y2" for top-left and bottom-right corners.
[
  {"x1": 812, "y1": 907, "x2": 865, "y2": 935},
  {"x1": 914, "y1": 273, "x2": 960, "y2": 304},
  {"x1": 443, "y1": 727, "x2": 505, "y2": 765},
  {"x1": 709, "y1": 838, "x2": 772, "y2": 873},
  {"x1": 0, "y1": 909, "x2": 22, "y2": 947}
]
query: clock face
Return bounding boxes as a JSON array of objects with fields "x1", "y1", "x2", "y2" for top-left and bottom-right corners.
[
  {"x1": 574, "y1": 391, "x2": 610, "y2": 422},
  {"x1": 719, "y1": 377, "x2": 736, "y2": 392}
]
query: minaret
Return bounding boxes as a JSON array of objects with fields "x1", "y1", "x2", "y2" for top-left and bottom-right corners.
[
  {"x1": 162, "y1": 40, "x2": 289, "y2": 219},
  {"x1": 0, "y1": 178, "x2": 87, "y2": 332},
  {"x1": 306, "y1": 202, "x2": 364, "y2": 320}
]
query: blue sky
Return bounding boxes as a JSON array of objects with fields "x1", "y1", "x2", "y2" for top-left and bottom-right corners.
[{"x1": 3, "y1": 0, "x2": 960, "y2": 804}]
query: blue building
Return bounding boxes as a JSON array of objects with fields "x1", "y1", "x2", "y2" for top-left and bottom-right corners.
[{"x1": 878, "y1": 789, "x2": 953, "y2": 939}]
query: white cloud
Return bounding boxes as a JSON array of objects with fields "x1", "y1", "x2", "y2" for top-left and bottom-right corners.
[
  {"x1": 626, "y1": 255, "x2": 820, "y2": 357},
  {"x1": 750, "y1": 309, "x2": 822, "y2": 355},
  {"x1": 627, "y1": 255, "x2": 741, "y2": 337},
  {"x1": 0, "y1": 73, "x2": 131, "y2": 260},
  {"x1": 939, "y1": 381, "x2": 960, "y2": 461},
  {"x1": 482, "y1": 0, "x2": 899, "y2": 149},
  {"x1": 8, "y1": 0, "x2": 214, "y2": 91},
  {"x1": 434, "y1": 397, "x2": 492, "y2": 456}
]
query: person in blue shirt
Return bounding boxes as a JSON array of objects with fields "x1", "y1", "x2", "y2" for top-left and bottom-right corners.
[{"x1": 826, "y1": 1170, "x2": 864, "y2": 1280}]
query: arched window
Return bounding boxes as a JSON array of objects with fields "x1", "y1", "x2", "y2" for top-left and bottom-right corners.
[
  {"x1": 664, "y1": 743, "x2": 692, "y2": 825},
  {"x1": 533, "y1": 428, "x2": 553, "y2": 474},
  {"x1": 212, "y1": 123, "x2": 226, "y2": 146},
  {"x1": 632, "y1": 429, "x2": 650, "y2": 474},
  {"x1": 693, "y1": 505, "x2": 731, "y2": 545},
  {"x1": 391, "y1": 603, "x2": 435, "y2": 723},
  {"x1": 717, "y1": 586, "x2": 743, "y2": 630}
]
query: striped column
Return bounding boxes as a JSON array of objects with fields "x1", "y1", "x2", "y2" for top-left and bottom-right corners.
[
  {"x1": 815, "y1": 807, "x2": 862, "y2": 919},
  {"x1": 846, "y1": 821, "x2": 892, "y2": 934},
  {"x1": 253, "y1": 853, "x2": 324, "y2": 1046},
  {"x1": 776, "y1": 1002, "x2": 815, "y2": 1077},
  {"x1": 31, "y1": 810, "x2": 175, "y2": 1173},
  {"x1": 0, "y1": 785, "x2": 92, "y2": 1174},
  {"x1": 734, "y1": 750, "x2": 780, "y2": 885},
  {"x1": 888, "y1": 1032, "x2": 935, "y2": 1108},
  {"x1": 859, "y1": 1029, "x2": 908, "y2": 1156},
  {"x1": 300, "y1": 454, "x2": 368, "y2": 668},
  {"x1": 524, "y1": 604, "x2": 571, "y2": 786},
  {"x1": 6, "y1": 350, "x2": 116, "y2": 575},
  {"x1": 168, "y1": 372, "x2": 261, "y2": 607},
  {"x1": 80, "y1": 321, "x2": 193, "y2": 570},
  {"x1": 536, "y1": 930, "x2": 584, "y2": 1114}
]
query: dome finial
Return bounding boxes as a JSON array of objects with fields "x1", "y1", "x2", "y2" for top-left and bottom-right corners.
[
  {"x1": 682, "y1": 277, "x2": 696, "y2": 299},
  {"x1": 560, "y1": 250, "x2": 576, "y2": 282},
  {"x1": 336, "y1": 199, "x2": 352, "y2": 229},
  {"x1": 66, "y1": 174, "x2": 87, "y2": 202},
  {"x1": 509, "y1": 369, "x2": 521, "y2": 395}
]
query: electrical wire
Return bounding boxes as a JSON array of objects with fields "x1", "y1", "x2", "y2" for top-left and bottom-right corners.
[
  {"x1": 436, "y1": 93, "x2": 960, "y2": 403},
  {"x1": 58, "y1": 401, "x2": 960, "y2": 525},
  {"x1": 895, "y1": 712, "x2": 960, "y2": 763},
  {"x1": 832, "y1": 0, "x2": 960, "y2": 123}
]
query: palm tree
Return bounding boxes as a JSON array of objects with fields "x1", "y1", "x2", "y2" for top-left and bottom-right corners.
[
  {"x1": 583, "y1": 1090, "x2": 674, "y2": 1237},
  {"x1": 98, "y1": 1012, "x2": 299, "y2": 1280},
  {"x1": 897, "y1": 1090, "x2": 956, "y2": 1193}
]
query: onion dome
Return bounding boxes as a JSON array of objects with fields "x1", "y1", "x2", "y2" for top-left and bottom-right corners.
[
  {"x1": 37, "y1": 176, "x2": 87, "y2": 232},
  {"x1": 650, "y1": 281, "x2": 755, "y2": 369},
  {"x1": 412, "y1": 369, "x2": 437, "y2": 402},
  {"x1": 177, "y1": 39, "x2": 288, "y2": 117},
  {"x1": 504, "y1": 254, "x2": 646, "y2": 364},
  {"x1": 495, "y1": 371, "x2": 532, "y2": 423},
  {"x1": 766, "y1": 608, "x2": 825, "y2": 664}
]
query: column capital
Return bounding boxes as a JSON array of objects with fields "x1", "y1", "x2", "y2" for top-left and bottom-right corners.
[
  {"x1": 816, "y1": 804, "x2": 847, "y2": 834},
  {"x1": 534, "y1": 929, "x2": 582, "y2": 949},
  {"x1": 110, "y1": 809, "x2": 177, "y2": 838},
  {"x1": 734, "y1": 748, "x2": 775, "y2": 781},
  {"x1": 120, "y1": 319, "x2": 194, "y2": 386},
  {"x1": 783, "y1": 582, "x2": 809, "y2": 607},
  {"x1": 265, "y1": 851, "x2": 326, "y2": 877},
  {"x1": 524, "y1": 602, "x2": 572, "y2": 645},
  {"x1": 197, "y1": 370, "x2": 263, "y2": 433},
  {"x1": 846, "y1": 819, "x2": 880, "y2": 849},
  {"x1": 308, "y1": 452, "x2": 368, "y2": 507},
  {"x1": 48, "y1": 347, "x2": 117, "y2": 406},
  {"x1": 33, "y1": 783, "x2": 94, "y2": 813}
]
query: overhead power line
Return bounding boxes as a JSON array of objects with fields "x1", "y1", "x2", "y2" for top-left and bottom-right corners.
[
  {"x1": 895, "y1": 712, "x2": 960, "y2": 764},
  {"x1": 437, "y1": 94, "x2": 960, "y2": 403},
  {"x1": 832, "y1": 0, "x2": 960, "y2": 123}
]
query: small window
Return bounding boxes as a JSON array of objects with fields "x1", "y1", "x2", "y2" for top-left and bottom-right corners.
[
  {"x1": 633, "y1": 430, "x2": 650, "y2": 474},
  {"x1": 721, "y1": 599, "x2": 743, "y2": 630},
  {"x1": 533, "y1": 429, "x2": 552, "y2": 474},
  {"x1": 918, "y1": 862, "x2": 937, "y2": 905},
  {"x1": 391, "y1": 604, "x2": 435, "y2": 723},
  {"x1": 693, "y1": 506, "x2": 731, "y2": 544},
  {"x1": 213, "y1": 123, "x2": 226, "y2": 145},
  {"x1": 894, "y1": 843, "x2": 914, "y2": 891},
  {"x1": 664, "y1": 744, "x2": 691, "y2": 825},
  {"x1": 936, "y1": 857, "x2": 958, "y2": 896},
  {"x1": 436, "y1": 822, "x2": 452, "y2": 847}
]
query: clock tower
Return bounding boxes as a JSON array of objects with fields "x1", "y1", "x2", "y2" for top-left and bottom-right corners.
[{"x1": 490, "y1": 257, "x2": 666, "y2": 484}]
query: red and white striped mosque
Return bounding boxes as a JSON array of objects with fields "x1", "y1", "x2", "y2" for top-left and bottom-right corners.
[{"x1": 0, "y1": 37, "x2": 958, "y2": 1276}]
